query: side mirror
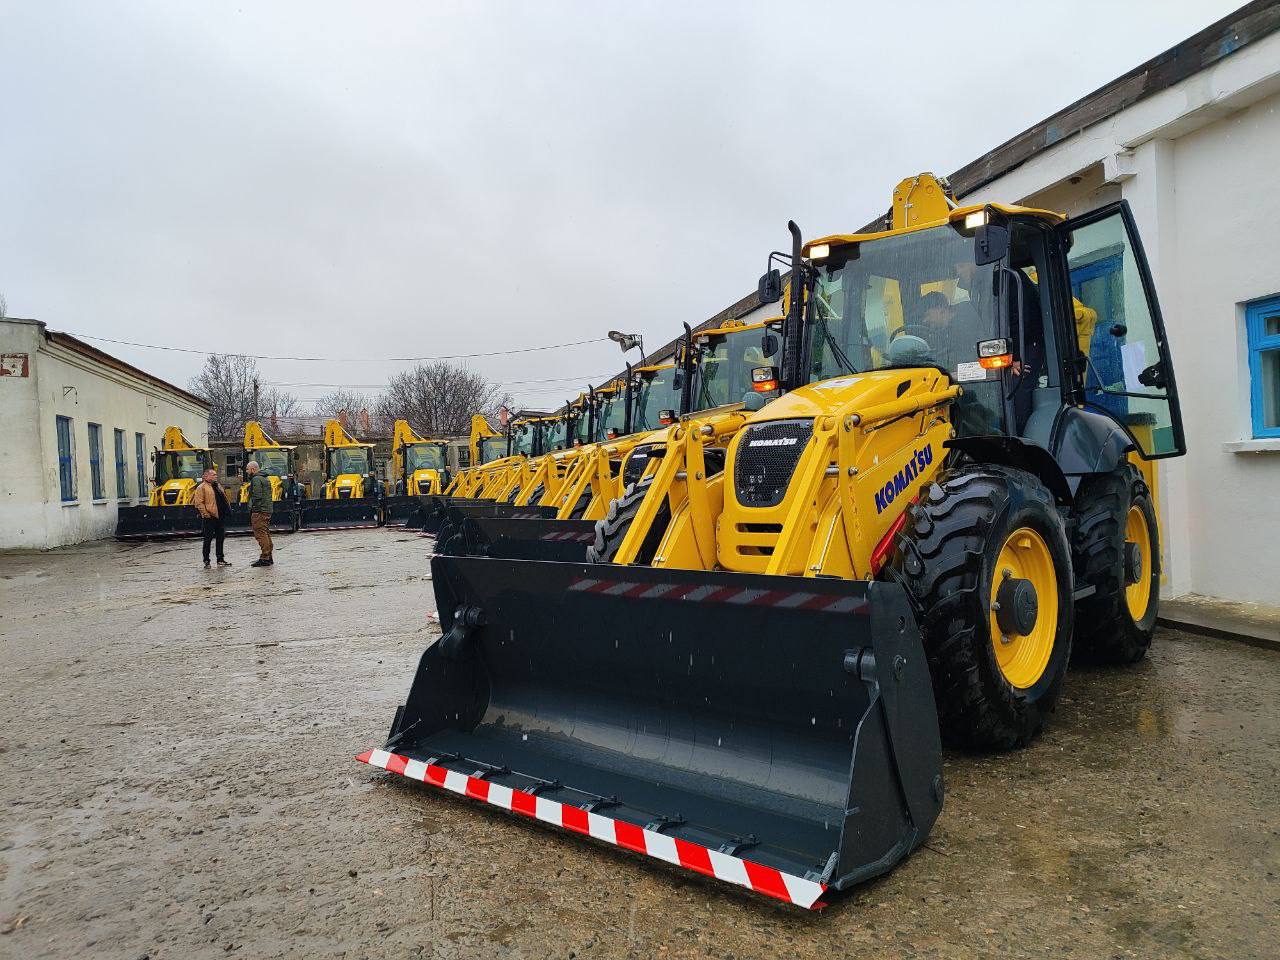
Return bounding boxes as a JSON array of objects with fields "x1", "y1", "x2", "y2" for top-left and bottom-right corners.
[
  {"x1": 758, "y1": 269, "x2": 783, "y2": 305},
  {"x1": 672, "y1": 368, "x2": 684, "y2": 389},
  {"x1": 973, "y1": 222, "x2": 1009, "y2": 266},
  {"x1": 658, "y1": 409, "x2": 675, "y2": 425},
  {"x1": 761, "y1": 332, "x2": 779, "y2": 358}
]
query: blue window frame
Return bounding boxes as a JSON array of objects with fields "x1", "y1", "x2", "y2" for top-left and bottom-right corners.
[
  {"x1": 1246, "y1": 295, "x2": 1280, "y2": 439},
  {"x1": 136, "y1": 433, "x2": 147, "y2": 498},
  {"x1": 88, "y1": 423, "x2": 105, "y2": 500},
  {"x1": 114, "y1": 429, "x2": 127, "y2": 498},
  {"x1": 56, "y1": 416, "x2": 76, "y2": 501}
]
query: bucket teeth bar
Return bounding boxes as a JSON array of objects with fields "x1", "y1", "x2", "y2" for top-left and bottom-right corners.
[{"x1": 356, "y1": 748, "x2": 829, "y2": 909}]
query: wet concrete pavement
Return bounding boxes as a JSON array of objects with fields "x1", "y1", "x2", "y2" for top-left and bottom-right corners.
[{"x1": 0, "y1": 529, "x2": 1276, "y2": 959}]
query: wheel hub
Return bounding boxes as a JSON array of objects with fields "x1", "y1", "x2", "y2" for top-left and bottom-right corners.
[
  {"x1": 995, "y1": 576, "x2": 1039, "y2": 637},
  {"x1": 1123, "y1": 540, "x2": 1142, "y2": 585}
]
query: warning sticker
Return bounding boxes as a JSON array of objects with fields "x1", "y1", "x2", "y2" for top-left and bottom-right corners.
[{"x1": 954, "y1": 361, "x2": 987, "y2": 383}]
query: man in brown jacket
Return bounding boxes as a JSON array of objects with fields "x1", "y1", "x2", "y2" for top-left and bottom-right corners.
[{"x1": 192, "y1": 467, "x2": 232, "y2": 569}]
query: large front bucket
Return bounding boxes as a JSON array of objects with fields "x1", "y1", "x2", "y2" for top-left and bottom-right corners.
[
  {"x1": 361, "y1": 557, "x2": 943, "y2": 908},
  {"x1": 382, "y1": 494, "x2": 421, "y2": 527},
  {"x1": 114, "y1": 505, "x2": 202, "y2": 540},
  {"x1": 298, "y1": 497, "x2": 381, "y2": 530},
  {"x1": 224, "y1": 504, "x2": 300, "y2": 535},
  {"x1": 457, "y1": 517, "x2": 597, "y2": 561}
]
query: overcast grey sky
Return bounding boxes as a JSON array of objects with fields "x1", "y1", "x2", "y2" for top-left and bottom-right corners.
[{"x1": 0, "y1": 0, "x2": 1243, "y2": 411}]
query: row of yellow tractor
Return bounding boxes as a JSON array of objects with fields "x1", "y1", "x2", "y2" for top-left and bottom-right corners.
[
  {"x1": 115, "y1": 417, "x2": 453, "y2": 537},
  {"x1": 384, "y1": 173, "x2": 1187, "y2": 907}
]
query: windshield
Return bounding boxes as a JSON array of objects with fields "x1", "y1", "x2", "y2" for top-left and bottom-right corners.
[
  {"x1": 156, "y1": 451, "x2": 206, "y2": 482},
  {"x1": 632, "y1": 369, "x2": 682, "y2": 431},
  {"x1": 593, "y1": 392, "x2": 627, "y2": 442},
  {"x1": 806, "y1": 223, "x2": 995, "y2": 382},
  {"x1": 694, "y1": 325, "x2": 778, "y2": 411},
  {"x1": 478, "y1": 436, "x2": 507, "y2": 464},
  {"x1": 543, "y1": 418, "x2": 568, "y2": 451},
  {"x1": 406, "y1": 443, "x2": 445, "y2": 471},
  {"x1": 250, "y1": 449, "x2": 290, "y2": 476},
  {"x1": 328, "y1": 447, "x2": 371, "y2": 476},
  {"x1": 510, "y1": 424, "x2": 535, "y2": 457}
]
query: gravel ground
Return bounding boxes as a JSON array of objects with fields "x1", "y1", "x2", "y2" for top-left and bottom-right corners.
[{"x1": 0, "y1": 529, "x2": 1276, "y2": 959}]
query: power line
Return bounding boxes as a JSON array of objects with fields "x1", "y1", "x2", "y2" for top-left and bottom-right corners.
[
  {"x1": 63, "y1": 330, "x2": 609, "y2": 362},
  {"x1": 265, "y1": 373, "x2": 606, "y2": 388}
]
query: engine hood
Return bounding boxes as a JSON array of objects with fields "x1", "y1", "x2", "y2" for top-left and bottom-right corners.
[{"x1": 744, "y1": 369, "x2": 942, "y2": 423}]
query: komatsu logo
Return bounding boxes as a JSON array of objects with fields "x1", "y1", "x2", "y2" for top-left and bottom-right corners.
[
  {"x1": 749, "y1": 437, "x2": 799, "y2": 448},
  {"x1": 874, "y1": 444, "x2": 934, "y2": 514}
]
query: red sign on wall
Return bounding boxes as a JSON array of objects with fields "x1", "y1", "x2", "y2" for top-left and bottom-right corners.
[{"x1": 0, "y1": 353, "x2": 29, "y2": 377}]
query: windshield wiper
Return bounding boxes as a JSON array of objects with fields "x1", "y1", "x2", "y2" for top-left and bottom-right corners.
[{"x1": 819, "y1": 317, "x2": 858, "y2": 376}]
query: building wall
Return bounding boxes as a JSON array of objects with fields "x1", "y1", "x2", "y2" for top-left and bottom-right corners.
[
  {"x1": 962, "y1": 35, "x2": 1280, "y2": 605},
  {"x1": 0, "y1": 319, "x2": 210, "y2": 550}
]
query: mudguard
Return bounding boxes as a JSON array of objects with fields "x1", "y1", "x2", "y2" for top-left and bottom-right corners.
[{"x1": 361, "y1": 557, "x2": 944, "y2": 908}]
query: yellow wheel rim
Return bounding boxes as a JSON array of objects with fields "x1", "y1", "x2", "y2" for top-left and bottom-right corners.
[
  {"x1": 989, "y1": 527, "x2": 1058, "y2": 689},
  {"x1": 1124, "y1": 506, "x2": 1153, "y2": 621}
]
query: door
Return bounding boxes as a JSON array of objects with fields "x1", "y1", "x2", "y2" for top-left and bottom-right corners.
[{"x1": 1061, "y1": 201, "x2": 1185, "y2": 458}]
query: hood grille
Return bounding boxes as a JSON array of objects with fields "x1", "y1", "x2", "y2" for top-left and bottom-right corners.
[{"x1": 734, "y1": 419, "x2": 813, "y2": 508}]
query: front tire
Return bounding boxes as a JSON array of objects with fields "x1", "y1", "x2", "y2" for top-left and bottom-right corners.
[
  {"x1": 892, "y1": 465, "x2": 1073, "y2": 750},
  {"x1": 587, "y1": 479, "x2": 670, "y2": 564},
  {"x1": 1071, "y1": 464, "x2": 1159, "y2": 664}
]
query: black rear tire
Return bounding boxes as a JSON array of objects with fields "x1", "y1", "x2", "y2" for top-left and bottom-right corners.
[
  {"x1": 587, "y1": 479, "x2": 670, "y2": 564},
  {"x1": 1071, "y1": 464, "x2": 1159, "y2": 664},
  {"x1": 891, "y1": 465, "x2": 1073, "y2": 750}
]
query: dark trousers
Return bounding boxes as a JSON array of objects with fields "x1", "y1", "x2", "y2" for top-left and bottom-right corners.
[{"x1": 202, "y1": 518, "x2": 226, "y2": 562}]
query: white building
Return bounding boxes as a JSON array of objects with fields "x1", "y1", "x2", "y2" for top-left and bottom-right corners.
[
  {"x1": 0, "y1": 317, "x2": 210, "y2": 549},
  {"x1": 640, "y1": 4, "x2": 1280, "y2": 606}
]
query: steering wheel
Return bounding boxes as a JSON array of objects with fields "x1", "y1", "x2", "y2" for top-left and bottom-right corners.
[{"x1": 892, "y1": 324, "x2": 934, "y2": 343}]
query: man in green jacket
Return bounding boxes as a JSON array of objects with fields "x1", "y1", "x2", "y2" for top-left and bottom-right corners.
[{"x1": 246, "y1": 460, "x2": 275, "y2": 567}]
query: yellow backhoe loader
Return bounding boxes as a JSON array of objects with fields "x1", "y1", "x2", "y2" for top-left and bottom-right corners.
[
  {"x1": 384, "y1": 420, "x2": 451, "y2": 525},
  {"x1": 224, "y1": 421, "x2": 306, "y2": 534},
  {"x1": 364, "y1": 174, "x2": 1186, "y2": 907},
  {"x1": 114, "y1": 427, "x2": 211, "y2": 540},
  {"x1": 298, "y1": 419, "x2": 382, "y2": 530}
]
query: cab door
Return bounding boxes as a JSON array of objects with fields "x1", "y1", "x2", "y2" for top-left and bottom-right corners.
[{"x1": 1060, "y1": 201, "x2": 1186, "y2": 458}]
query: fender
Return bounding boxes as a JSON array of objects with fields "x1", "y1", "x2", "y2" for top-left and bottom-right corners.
[{"x1": 945, "y1": 435, "x2": 1073, "y2": 504}]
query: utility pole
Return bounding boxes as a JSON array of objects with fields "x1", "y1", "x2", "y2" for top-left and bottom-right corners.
[{"x1": 253, "y1": 377, "x2": 260, "y2": 422}]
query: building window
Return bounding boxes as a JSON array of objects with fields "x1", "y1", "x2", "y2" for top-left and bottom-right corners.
[
  {"x1": 136, "y1": 433, "x2": 147, "y2": 497},
  {"x1": 56, "y1": 416, "x2": 76, "y2": 502},
  {"x1": 1247, "y1": 295, "x2": 1280, "y2": 439},
  {"x1": 114, "y1": 428, "x2": 128, "y2": 499},
  {"x1": 88, "y1": 423, "x2": 105, "y2": 500},
  {"x1": 225, "y1": 452, "x2": 243, "y2": 478}
]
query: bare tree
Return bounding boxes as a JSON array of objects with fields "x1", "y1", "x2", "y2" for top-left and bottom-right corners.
[
  {"x1": 312, "y1": 389, "x2": 384, "y2": 434},
  {"x1": 375, "y1": 362, "x2": 512, "y2": 437},
  {"x1": 188, "y1": 354, "x2": 296, "y2": 439}
]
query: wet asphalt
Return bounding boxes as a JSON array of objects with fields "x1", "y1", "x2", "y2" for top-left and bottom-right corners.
[{"x1": 0, "y1": 529, "x2": 1275, "y2": 959}]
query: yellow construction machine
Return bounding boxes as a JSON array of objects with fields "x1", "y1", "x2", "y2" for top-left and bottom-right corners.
[
  {"x1": 224, "y1": 421, "x2": 306, "y2": 534},
  {"x1": 384, "y1": 420, "x2": 451, "y2": 525},
  {"x1": 114, "y1": 426, "x2": 211, "y2": 539},
  {"x1": 365, "y1": 173, "x2": 1186, "y2": 906},
  {"x1": 298, "y1": 419, "x2": 382, "y2": 530}
]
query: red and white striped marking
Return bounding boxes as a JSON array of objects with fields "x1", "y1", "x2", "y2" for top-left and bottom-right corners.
[
  {"x1": 357, "y1": 748, "x2": 827, "y2": 909},
  {"x1": 540, "y1": 530, "x2": 594, "y2": 542},
  {"x1": 567, "y1": 577, "x2": 866, "y2": 614}
]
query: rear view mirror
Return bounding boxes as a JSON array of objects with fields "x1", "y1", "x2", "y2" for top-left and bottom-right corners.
[
  {"x1": 758, "y1": 269, "x2": 783, "y2": 305},
  {"x1": 761, "y1": 332, "x2": 779, "y2": 357},
  {"x1": 974, "y1": 223, "x2": 1009, "y2": 266},
  {"x1": 672, "y1": 368, "x2": 684, "y2": 389}
]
